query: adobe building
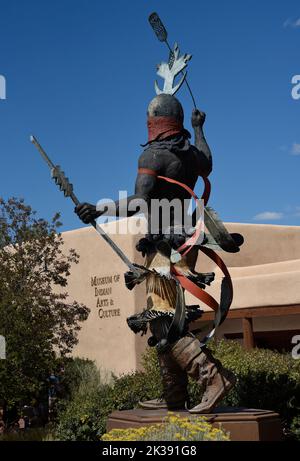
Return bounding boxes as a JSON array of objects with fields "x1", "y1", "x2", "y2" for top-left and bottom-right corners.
[{"x1": 61, "y1": 218, "x2": 300, "y2": 375}]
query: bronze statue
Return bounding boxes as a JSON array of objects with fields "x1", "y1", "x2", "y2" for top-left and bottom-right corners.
[
  {"x1": 75, "y1": 13, "x2": 243, "y2": 413},
  {"x1": 32, "y1": 12, "x2": 243, "y2": 414}
]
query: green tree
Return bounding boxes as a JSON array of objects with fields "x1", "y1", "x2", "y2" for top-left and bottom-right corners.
[{"x1": 0, "y1": 197, "x2": 90, "y2": 408}]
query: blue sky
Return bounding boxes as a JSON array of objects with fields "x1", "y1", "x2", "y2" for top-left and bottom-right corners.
[{"x1": 0, "y1": 0, "x2": 300, "y2": 231}]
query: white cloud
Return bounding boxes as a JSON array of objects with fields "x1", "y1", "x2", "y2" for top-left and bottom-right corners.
[
  {"x1": 253, "y1": 212, "x2": 284, "y2": 221},
  {"x1": 284, "y1": 18, "x2": 300, "y2": 28},
  {"x1": 291, "y1": 143, "x2": 300, "y2": 155}
]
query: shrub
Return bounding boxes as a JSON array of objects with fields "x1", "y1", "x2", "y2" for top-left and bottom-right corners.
[
  {"x1": 102, "y1": 413, "x2": 229, "y2": 441},
  {"x1": 0, "y1": 428, "x2": 57, "y2": 441},
  {"x1": 59, "y1": 357, "x2": 104, "y2": 400},
  {"x1": 290, "y1": 415, "x2": 300, "y2": 440},
  {"x1": 55, "y1": 385, "x2": 109, "y2": 441},
  {"x1": 55, "y1": 341, "x2": 300, "y2": 440},
  {"x1": 207, "y1": 339, "x2": 300, "y2": 438},
  {"x1": 55, "y1": 367, "x2": 162, "y2": 441},
  {"x1": 55, "y1": 358, "x2": 109, "y2": 441}
]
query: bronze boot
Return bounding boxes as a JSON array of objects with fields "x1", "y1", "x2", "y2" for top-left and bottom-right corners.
[
  {"x1": 138, "y1": 349, "x2": 189, "y2": 410},
  {"x1": 171, "y1": 335, "x2": 236, "y2": 414}
]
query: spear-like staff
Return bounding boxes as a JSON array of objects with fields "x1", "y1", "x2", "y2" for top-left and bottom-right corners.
[
  {"x1": 149, "y1": 13, "x2": 242, "y2": 255},
  {"x1": 30, "y1": 135, "x2": 146, "y2": 279},
  {"x1": 148, "y1": 11, "x2": 197, "y2": 108}
]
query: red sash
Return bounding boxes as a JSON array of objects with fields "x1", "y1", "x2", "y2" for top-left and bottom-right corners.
[{"x1": 137, "y1": 167, "x2": 233, "y2": 314}]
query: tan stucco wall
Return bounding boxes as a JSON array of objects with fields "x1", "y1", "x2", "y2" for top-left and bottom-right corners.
[
  {"x1": 61, "y1": 222, "x2": 147, "y2": 375},
  {"x1": 187, "y1": 222, "x2": 300, "y2": 310},
  {"x1": 61, "y1": 219, "x2": 300, "y2": 374}
]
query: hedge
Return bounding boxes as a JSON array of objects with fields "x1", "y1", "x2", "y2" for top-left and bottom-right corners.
[{"x1": 54, "y1": 340, "x2": 300, "y2": 441}]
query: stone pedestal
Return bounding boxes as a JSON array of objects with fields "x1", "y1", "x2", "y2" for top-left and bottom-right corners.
[{"x1": 106, "y1": 407, "x2": 282, "y2": 441}]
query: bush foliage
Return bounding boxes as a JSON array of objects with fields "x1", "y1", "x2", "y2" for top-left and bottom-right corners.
[
  {"x1": 0, "y1": 198, "x2": 89, "y2": 409},
  {"x1": 55, "y1": 340, "x2": 300, "y2": 441}
]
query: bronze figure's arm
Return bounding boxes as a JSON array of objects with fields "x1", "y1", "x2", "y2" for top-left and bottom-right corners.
[
  {"x1": 75, "y1": 151, "x2": 159, "y2": 224},
  {"x1": 191, "y1": 109, "x2": 212, "y2": 177}
]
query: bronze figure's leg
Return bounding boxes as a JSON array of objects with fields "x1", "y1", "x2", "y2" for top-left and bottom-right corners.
[
  {"x1": 171, "y1": 335, "x2": 236, "y2": 413},
  {"x1": 139, "y1": 317, "x2": 189, "y2": 410},
  {"x1": 134, "y1": 235, "x2": 235, "y2": 414},
  {"x1": 139, "y1": 350, "x2": 188, "y2": 410}
]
